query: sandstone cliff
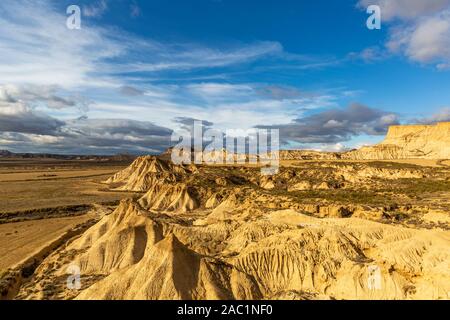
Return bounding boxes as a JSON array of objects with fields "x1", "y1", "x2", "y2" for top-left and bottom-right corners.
[{"x1": 344, "y1": 122, "x2": 450, "y2": 160}]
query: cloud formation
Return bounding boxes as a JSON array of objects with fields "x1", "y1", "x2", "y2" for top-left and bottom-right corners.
[
  {"x1": 387, "y1": 11, "x2": 450, "y2": 65},
  {"x1": 415, "y1": 107, "x2": 450, "y2": 124},
  {"x1": 257, "y1": 104, "x2": 399, "y2": 144},
  {"x1": 0, "y1": 92, "x2": 173, "y2": 155},
  {"x1": 173, "y1": 117, "x2": 214, "y2": 130},
  {"x1": 0, "y1": 1, "x2": 340, "y2": 154},
  {"x1": 358, "y1": 0, "x2": 450, "y2": 68},
  {"x1": 0, "y1": 101, "x2": 65, "y2": 135},
  {"x1": 0, "y1": 1, "x2": 286, "y2": 90},
  {"x1": 0, "y1": 115, "x2": 173, "y2": 155},
  {"x1": 358, "y1": 0, "x2": 450, "y2": 21},
  {"x1": 83, "y1": 0, "x2": 109, "y2": 18},
  {"x1": 1, "y1": 1, "x2": 433, "y2": 155},
  {"x1": 130, "y1": 1, "x2": 141, "y2": 18},
  {"x1": 0, "y1": 84, "x2": 91, "y2": 111}
]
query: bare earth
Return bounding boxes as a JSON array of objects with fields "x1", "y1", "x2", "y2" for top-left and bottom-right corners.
[
  {"x1": 1, "y1": 136, "x2": 449, "y2": 301},
  {"x1": 0, "y1": 159, "x2": 136, "y2": 275},
  {"x1": 0, "y1": 159, "x2": 134, "y2": 213},
  {"x1": 0, "y1": 215, "x2": 93, "y2": 270},
  {"x1": 4, "y1": 155, "x2": 447, "y2": 300}
]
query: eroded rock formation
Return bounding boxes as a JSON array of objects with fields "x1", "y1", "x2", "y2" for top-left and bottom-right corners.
[
  {"x1": 344, "y1": 122, "x2": 450, "y2": 160},
  {"x1": 15, "y1": 155, "x2": 450, "y2": 300}
]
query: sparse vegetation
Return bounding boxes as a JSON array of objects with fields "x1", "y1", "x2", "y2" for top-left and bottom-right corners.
[
  {"x1": 2, "y1": 156, "x2": 449, "y2": 300},
  {"x1": 289, "y1": 189, "x2": 395, "y2": 206}
]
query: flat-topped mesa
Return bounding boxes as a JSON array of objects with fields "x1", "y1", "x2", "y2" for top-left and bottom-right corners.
[
  {"x1": 384, "y1": 122, "x2": 450, "y2": 142},
  {"x1": 384, "y1": 124, "x2": 430, "y2": 141},
  {"x1": 344, "y1": 122, "x2": 450, "y2": 160},
  {"x1": 437, "y1": 121, "x2": 450, "y2": 128}
]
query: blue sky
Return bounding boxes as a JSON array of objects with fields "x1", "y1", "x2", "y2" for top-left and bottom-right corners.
[{"x1": 0, "y1": 0, "x2": 450, "y2": 154}]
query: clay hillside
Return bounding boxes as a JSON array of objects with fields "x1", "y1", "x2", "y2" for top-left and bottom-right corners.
[{"x1": 11, "y1": 149, "x2": 450, "y2": 300}]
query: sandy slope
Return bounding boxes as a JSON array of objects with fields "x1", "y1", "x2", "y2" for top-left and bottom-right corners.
[
  {"x1": 20, "y1": 200, "x2": 449, "y2": 300},
  {"x1": 15, "y1": 156, "x2": 450, "y2": 300}
]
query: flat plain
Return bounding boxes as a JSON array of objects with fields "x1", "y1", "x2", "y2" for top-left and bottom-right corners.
[
  {"x1": 0, "y1": 158, "x2": 135, "y2": 271},
  {"x1": 0, "y1": 158, "x2": 134, "y2": 213}
]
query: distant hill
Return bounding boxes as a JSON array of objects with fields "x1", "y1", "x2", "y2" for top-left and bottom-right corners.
[
  {"x1": 0, "y1": 150, "x2": 137, "y2": 162},
  {"x1": 0, "y1": 150, "x2": 13, "y2": 157}
]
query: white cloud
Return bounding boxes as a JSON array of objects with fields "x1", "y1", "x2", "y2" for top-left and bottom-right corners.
[
  {"x1": 26, "y1": 134, "x2": 62, "y2": 144},
  {"x1": 312, "y1": 143, "x2": 347, "y2": 152},
  {"x1": 358, "y1": 1, "x2": 450, "y2": 68},
  {"x1": 358, "y1": 0, "x2": 450, "y2": 21},
  {"x1": 388, "y1": 11, "x2": 450, "y2": 64},
  {"x1": 0, "y1": 1, "x2": 125, "y2": 89},
  {"x1": 0, "y1": 1, "x2": 285, "y2": 90},
  {"x1": 0, "y1": 84, "x2": 91, "y2": 111},
  {"x1": 86, "y1": 82, "x2": 341, "y2": 136},
  {"x1": 112, "y1": 41, "x2": 283, "y2": 74},
  {"x1": 324, "y1": 120, "x2": 344, "y2": 128},
  {"x1": 0, "y1": 100, "x2": 65, "y2": 135},
  {"x1": 348, "y1": 46, "x2": 386, "y2": 62},
  {"x1": 186, "y1": 83, "x2": 254, "y2": 103},
  {"x1": 437, "y1": 63, "x2": 450, "y2": 70},
  {"x1": 83, "y1": 0, "x2": 109, "y2": 18},
  {"x1": 0, "y1": 0, "x2": 355, "y2": 154},
  {"x1": 188, "y1": 83, "x2": 252, "y2": 96}
]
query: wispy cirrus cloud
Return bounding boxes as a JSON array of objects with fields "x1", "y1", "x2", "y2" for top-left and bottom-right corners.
[
  {"x1": 83, "y1": 0, "x2": 109, "y2": 18},
  {"x1": 109, "y1": 41, "x2": 284, "y2": 75},
  {"x1": 130, "y1": 0, "x2": 141, "y2": 18},
  {"x1": 0, "y1": 1, "x2": 125, "y2": 89},
  {"x1": 0, "y1": 1, "x2": 287, "y2": 90}
]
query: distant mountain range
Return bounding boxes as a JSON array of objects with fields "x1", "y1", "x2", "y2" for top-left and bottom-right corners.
[
  {"x1": 0, "y1": 150, "x2": 13, "y2": 157},
  {"x1": 0, "y1": 149, "x2": 136, "y2": 161}
]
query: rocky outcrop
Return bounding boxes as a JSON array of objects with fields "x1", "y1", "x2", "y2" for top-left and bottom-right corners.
[
  {"x1": 139, "y1": 183, "x2": 199, "y2": 213},
  {"x1": 20, "y1": 202, "x2": 450, "y2": 300},
  {"x1": 280, "y1": 150, "x2": 341, "y2": 160},
  {"x1": 344, "y1": 122, "x2": 450, "y2": 160},
  {"x1": 14, "y1": 155, "x2": 450, "y2": 300},
  {"x1": 76, "y1": 232, "x2": 262, "y2": 300},
  {"x1": 105, "y1": 156, "x2": 187, "y2": 191}
]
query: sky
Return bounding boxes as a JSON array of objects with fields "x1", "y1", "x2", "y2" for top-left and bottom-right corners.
[{"x1": 0, "y1": 0, "x2": 450, "y2": 154}]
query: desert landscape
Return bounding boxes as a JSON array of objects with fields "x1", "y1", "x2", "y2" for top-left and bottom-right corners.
[
  {"x1": 1, "y1": 0, "x2": 450, "y2": 306},
  {"x1": 1, "y1": 122, "x2": 449, "y2": 300}
]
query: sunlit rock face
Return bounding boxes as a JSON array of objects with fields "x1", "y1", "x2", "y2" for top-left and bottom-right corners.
[{"x1": 344, "y1": 122, "x2": 450, "y2": 160}]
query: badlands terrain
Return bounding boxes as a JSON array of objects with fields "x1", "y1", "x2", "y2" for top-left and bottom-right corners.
[{"x1": 0, "y1": 122, "x2": 449, "y2": 300}]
